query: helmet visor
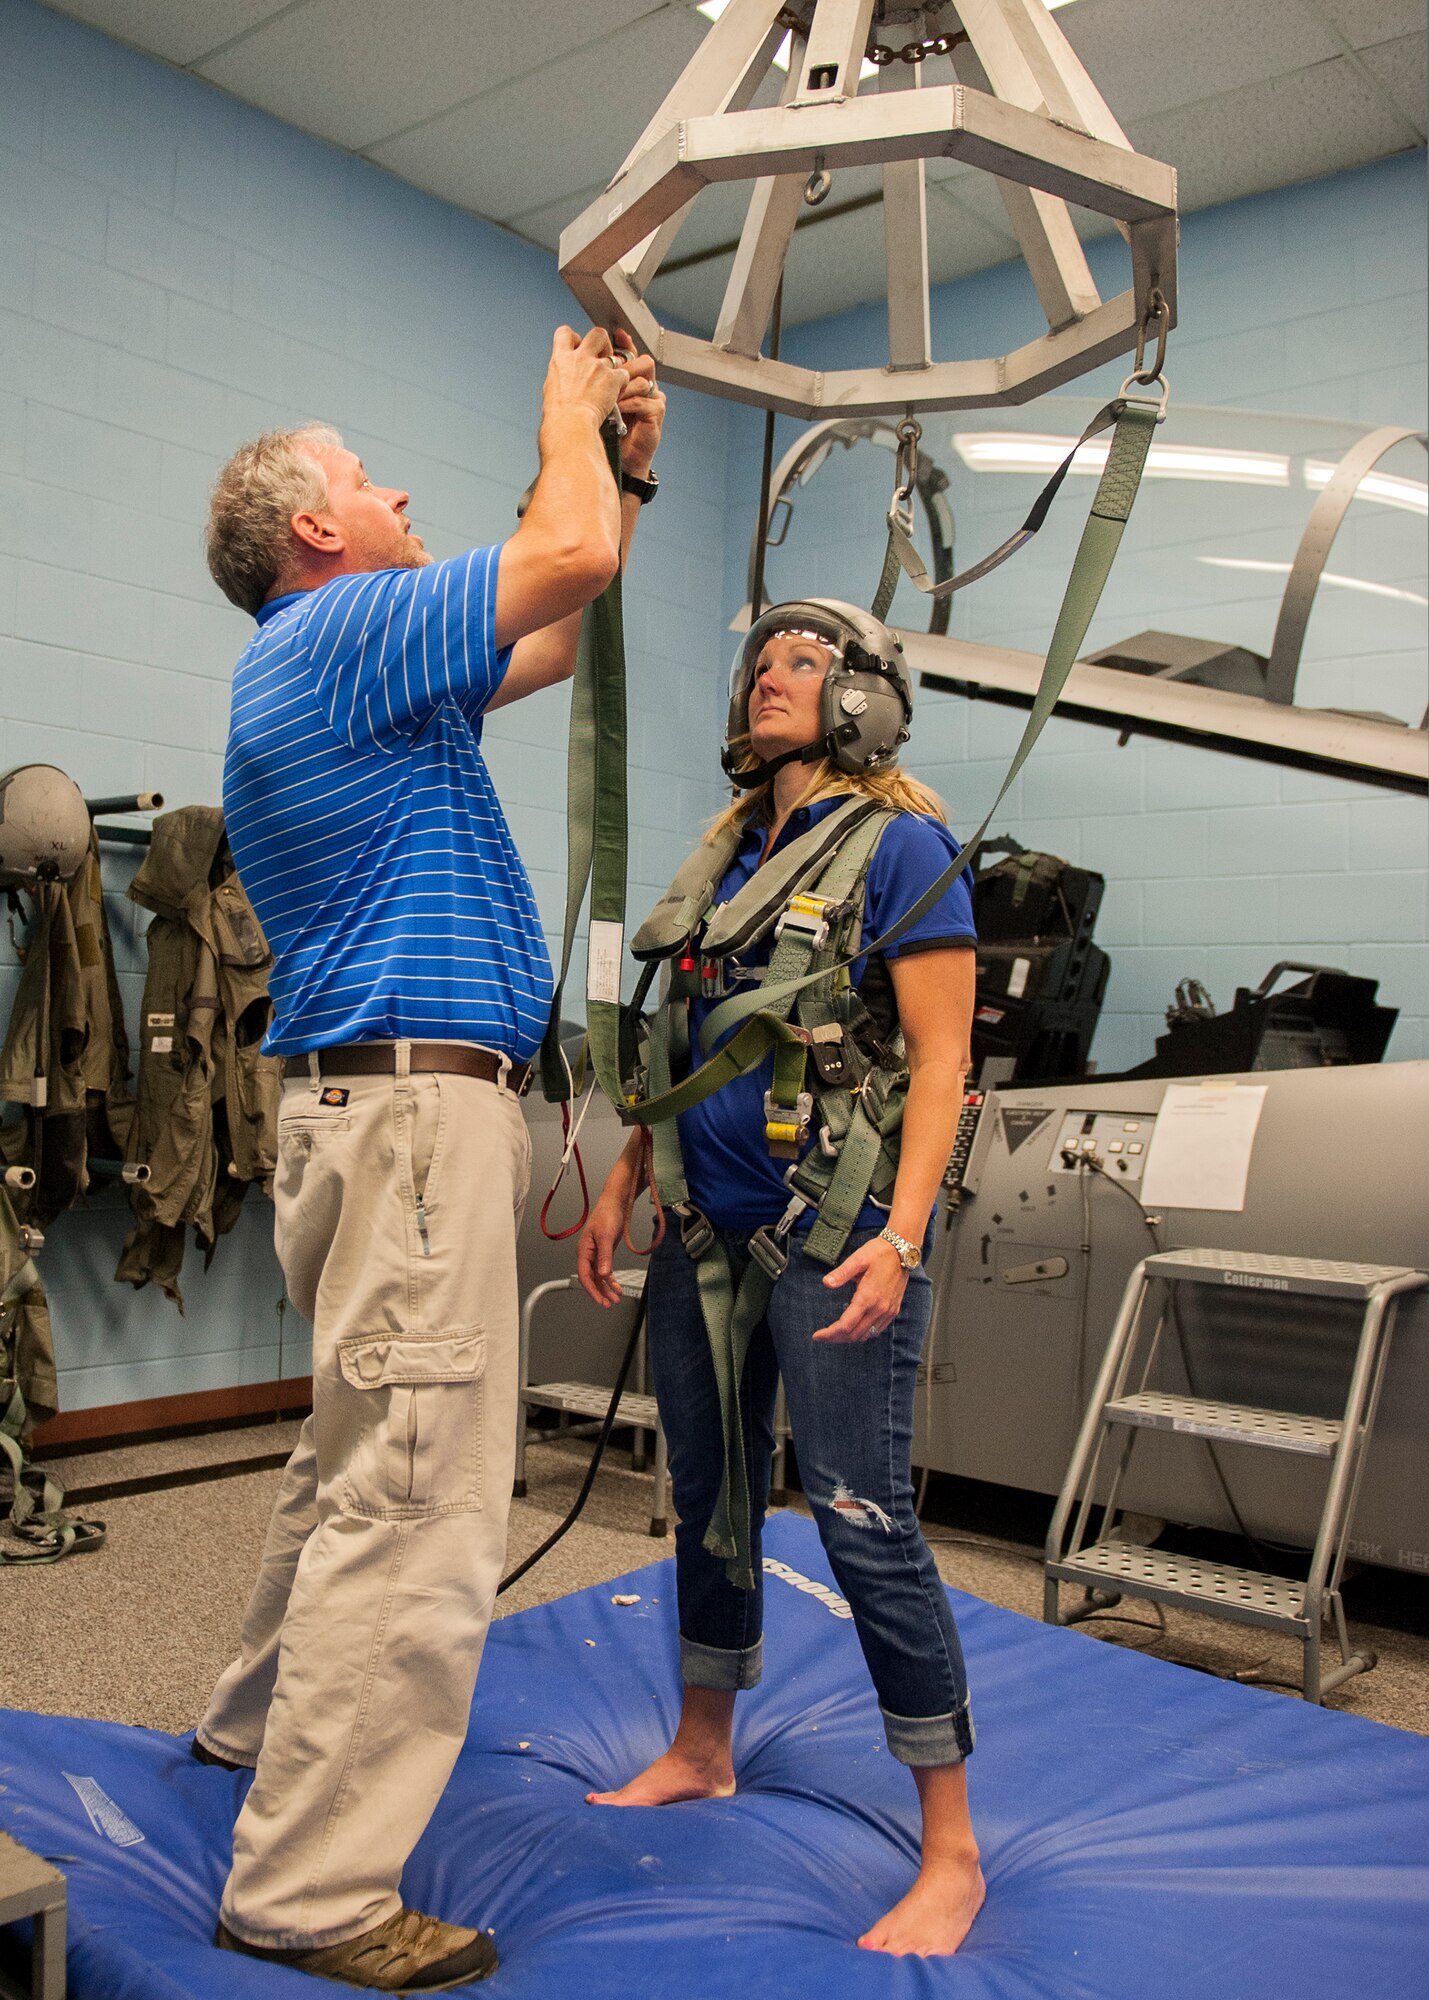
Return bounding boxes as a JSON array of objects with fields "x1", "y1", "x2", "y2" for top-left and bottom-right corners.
[{"x1": 729, "y1": 611, "x2": 844, "y2": 708}]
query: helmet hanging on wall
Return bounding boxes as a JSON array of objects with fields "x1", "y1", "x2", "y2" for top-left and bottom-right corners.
[
  {"x1": 0, "y1": 765, "x2": 92, "y2": 892},
  {"x1": 722, "y1": 599, "x2": 913, "y2": 791}
]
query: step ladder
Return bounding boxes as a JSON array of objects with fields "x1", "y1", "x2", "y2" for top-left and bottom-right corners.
[
  {"x1": 1043, "y1": 1248, "x2": 1426, "y2": 1703},
  {"x1": 514, "y1": 1270, "x2": 668, "y2": 1537}
]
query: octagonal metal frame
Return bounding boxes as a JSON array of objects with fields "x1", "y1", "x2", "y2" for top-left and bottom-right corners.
[{"x1": 559, "y1": 0, "x2": 1179, "y2": 419}]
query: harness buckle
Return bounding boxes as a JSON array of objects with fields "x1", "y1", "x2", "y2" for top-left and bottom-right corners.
[
  {"x1": 674, "y1": 1202, "x2": 715, "y2": 1260},
  {"x1": 764, "y1": 1089, "x2": 813, "y2": 1160},
  {"x1": 773, "y1": 892, "x2": 846, "y2": 953},
  {"x1": 806, "y1": 1024, "x2": 851, "y2": 1088},
  {"x1": 748, "y1": 1192, "x2": 809, "y2": 1281}
]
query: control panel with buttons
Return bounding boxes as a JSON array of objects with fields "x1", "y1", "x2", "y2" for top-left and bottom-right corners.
[{"x1": 1048, "y1": 1109, "x2": 1157, "y2": 1182}]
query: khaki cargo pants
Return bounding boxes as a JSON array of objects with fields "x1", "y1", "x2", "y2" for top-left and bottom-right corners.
[{"x1": 197, "y1": 1050, "x2": 532, "y2": 1948}]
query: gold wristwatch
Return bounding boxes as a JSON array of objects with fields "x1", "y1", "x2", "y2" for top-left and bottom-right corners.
[{"x1": 878, "y1": 1226, "x2": 921, "y2": 1271}]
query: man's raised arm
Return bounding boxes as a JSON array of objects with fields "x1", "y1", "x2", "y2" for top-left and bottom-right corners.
[
  {"x1": 493, "y1": 326, "x2": 628, "y2": 651},
  {"x1": 488, "y1": 330, "x2": 666, "y2": 712}
]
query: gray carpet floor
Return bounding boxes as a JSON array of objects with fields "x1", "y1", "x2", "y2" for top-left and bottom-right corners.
[{"x1": 4, "y1": 1423, "x2": 1427, "y2": 1738}]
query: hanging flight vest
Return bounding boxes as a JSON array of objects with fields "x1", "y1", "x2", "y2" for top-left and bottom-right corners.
[
  {"x1": 115, "y1": 808, "x2": 280, "y2": 1309},
  {"x1": 631, "y1": 792, "x2": 912, "y2": 1587},
  {"x1": 0, "y1": 830, "x2": 134, "y2": 1220}
]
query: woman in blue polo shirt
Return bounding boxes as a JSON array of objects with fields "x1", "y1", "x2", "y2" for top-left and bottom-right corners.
[{"x1": 578, "y1": 600, "x2": 983, "y2": 1958}]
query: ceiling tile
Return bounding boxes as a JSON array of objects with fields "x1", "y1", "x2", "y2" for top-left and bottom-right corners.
[
  {"x1": 1055, "y1": 0, "x2": 1341, "y2": 125},
  {"x1": 1310, "y1": 0, "x2": 1428, "y2": 51},
  {"x1": 196, "y1": 0, "x2": 665, "y2": 152},
  {"x1": 1353, "y1": 31, "x2": 1429, "y2": 144},
  {"x1": 507, "y1": 180, "x2": 614, "y2": 255},
  {"x1": 1126, "y1": 55, "x2": 1419, "y2": 216},
  {"x1": 367, "y1": 6, "x2": 708, "y2": 225},
  {"x1": 924, "y1": 181, "x2": 1024, "y2": 285},
  {"x1": 46, "y1": 0, "x2": 297, "y2": 67}
]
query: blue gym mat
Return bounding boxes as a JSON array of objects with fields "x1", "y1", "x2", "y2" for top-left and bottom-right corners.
[{"x1": 1, "y1": 1511, "x2": 1426, "y2": 1998}]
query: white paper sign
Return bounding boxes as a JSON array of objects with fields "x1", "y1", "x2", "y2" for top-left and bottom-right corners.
[
  {"x1": 586, "y1": 920, "x2": 625, "y2": 1007},
  {"x1": 1140, "y1": 1082, "x2": 1268, "y2": 1212}
]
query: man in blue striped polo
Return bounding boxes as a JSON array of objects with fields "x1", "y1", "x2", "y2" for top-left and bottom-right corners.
[{"x1": 192, "y1": 325, "x2": 665, "y2": 1992}]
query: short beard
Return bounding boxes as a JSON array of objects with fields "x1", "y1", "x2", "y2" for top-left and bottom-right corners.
[{"x1": 389, "y1": 535, "x2": 432, "y2": 572}]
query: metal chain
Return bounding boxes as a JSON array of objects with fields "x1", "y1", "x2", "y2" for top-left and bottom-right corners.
[
  {"x1": 775, "y1": 6, "x2": 967, "y2": 73},
  {"x1": 867, "y1": 30, "x2": 967, "y2": 65}
]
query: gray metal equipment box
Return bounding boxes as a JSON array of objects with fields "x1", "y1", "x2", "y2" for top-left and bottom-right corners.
[{"x1": 918, "y1": 1061, "x2": 1429, "y2": 1575}]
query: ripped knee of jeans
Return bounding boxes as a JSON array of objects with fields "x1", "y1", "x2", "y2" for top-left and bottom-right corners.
[{"x1": 814, "y1": 1480, "x2": 898, "y2": 1535}]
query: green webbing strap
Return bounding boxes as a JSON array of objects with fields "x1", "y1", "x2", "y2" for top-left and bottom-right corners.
[
  {"x1": 871, "y1": 397, "x2": 1130, "y2": 623},
  {"x1": 0, "y1": 1380, "x2": 104, "y2": 1566},
  {"x1": 539, "y1": 429, "x2": 629, "y2": 1107},
  {"x1": 648, "y1": 966, "x2": 690, "y2": 1209},
  {"x1": 693, "y1": 1239, "x2": 772, "y2": 1590},
  {"x1": 697, "y1": 397, "x2": 1161, "y2": 1059}
]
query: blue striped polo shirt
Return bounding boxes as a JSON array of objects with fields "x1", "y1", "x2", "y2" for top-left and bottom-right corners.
[{"x1": 223, "y1": 546, "x2": 553, "y2": 1060}]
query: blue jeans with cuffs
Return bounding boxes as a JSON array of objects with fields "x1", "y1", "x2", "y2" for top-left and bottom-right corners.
[{"x1": 647, "y1": 1223, "x2": 975, "y2": 1768}]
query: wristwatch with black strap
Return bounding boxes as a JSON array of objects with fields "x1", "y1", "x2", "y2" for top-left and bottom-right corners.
[{"x1": 620, "y1": 468, "x2": 659, "y2": 504}]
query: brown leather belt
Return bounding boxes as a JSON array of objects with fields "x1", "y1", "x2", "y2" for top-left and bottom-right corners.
[{"x1": 281, "y1": 1043, "x2": 532, "y2": 1094}]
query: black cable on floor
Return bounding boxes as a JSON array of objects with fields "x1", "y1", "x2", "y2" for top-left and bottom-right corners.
[{"x1": 498, "y1": 1292, "x2": 649, "y2": 1597}]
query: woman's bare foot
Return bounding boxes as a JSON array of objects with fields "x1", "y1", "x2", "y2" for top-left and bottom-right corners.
[
  {"x1": 587, "y1": 1684, "x2": 738, "y2": 1806},
  {"x1": 586, "y1": 1742, "x2": 735, "y2": 1807},
  {"x1": 858, "y1": 1759, "x2": 983, "y2": 1954},
  {"x1": 857, "y1": 1853, "x2": 985, "y2": 1955}
]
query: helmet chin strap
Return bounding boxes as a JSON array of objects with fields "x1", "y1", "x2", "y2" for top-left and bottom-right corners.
[
  {"x1": 720, "y1": 737, "x2": 824, "y2": 791},
  {"x1": 720, "y1": 719, "x2": 861, "y2": 792}
]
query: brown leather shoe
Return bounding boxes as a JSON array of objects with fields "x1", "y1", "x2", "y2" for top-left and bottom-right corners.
[
  {"x1": 190, "y1": 1738, "x2": 248, "y2": 1772},
  {"x1": 216, "y1": 1907, "x2": 499, "y2": 1991}
]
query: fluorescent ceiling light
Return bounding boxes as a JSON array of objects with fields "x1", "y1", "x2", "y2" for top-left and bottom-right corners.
[
  {"x1": 953, "y1": 433, "x2": 1291, "y2": 486},
  {"x1": 1303, "y1": 459, "x2": 1428, "y2": 516},
  {"x1": 1198, "y1": 556, "x2": 1428, "y2": 608}
]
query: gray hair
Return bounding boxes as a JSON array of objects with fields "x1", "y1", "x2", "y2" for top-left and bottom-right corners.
[{"x1": 205, "y1": 423, "x2": 344, "y2": 615}]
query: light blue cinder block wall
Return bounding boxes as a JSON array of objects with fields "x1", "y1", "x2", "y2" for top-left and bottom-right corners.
[
  {"x1": 723, "y1": 151, "x2": 1428, "y2": 1074},
  {"x1": 0, "y1": 0, "x2": 732, "y2": 1414}
]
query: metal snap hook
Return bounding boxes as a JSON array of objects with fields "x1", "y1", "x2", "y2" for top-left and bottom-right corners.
[
  {"x1": 892, "y1": 415, "x2": 922, "y2": 505},
  {"x1": 1132, "y1": 287, "x2": 1169, "y2": 384}
]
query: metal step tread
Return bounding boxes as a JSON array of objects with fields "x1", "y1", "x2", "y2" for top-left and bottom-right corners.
[
  {"x1": 1050, "y1": 1539, "x2": 1308, "y2": 1624},
  {"x1": 524, "y1": 1380, "x2": 661, "y2": 1428},
  {"x1": 1142, "y1": 1247, "x2": 1425, "y2": 1300},
  {"x1": 1104, "y1": 1391, "x2": 1341, "y2": 1455}
]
